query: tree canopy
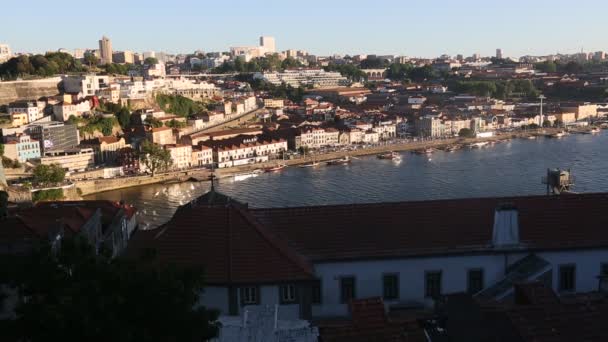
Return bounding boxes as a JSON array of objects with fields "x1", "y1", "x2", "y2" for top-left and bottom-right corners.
[
  {"x1": 139, "y1": 140, "x2": 172, "y2": 176},
  {"x1": 0, "y1": 52, "x2": 84, "y2": 80},
  {"x1": 156, "y1": 94, "x2": 204, "y2": 117},
  {"x1": 32, "y1": 164, "x2": 66, "y2": 185},
  {"x1": 458, "y1": 128, "x2": 476, "y2": 138},
  {"x1": 0, "y1": 237, "x2": 219, "y2": 341},
  {"x1": 144, "y1": 57, "x2": 159, "y2": 65}
]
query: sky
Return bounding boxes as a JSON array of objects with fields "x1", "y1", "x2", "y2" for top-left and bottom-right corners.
[{"x1": 3, "y1": 0, "x2": 608, "y2": 58}]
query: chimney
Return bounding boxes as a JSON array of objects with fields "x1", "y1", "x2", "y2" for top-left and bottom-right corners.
[{"x1": 492, "y1": 203, "x2": 519, "y2": 248}]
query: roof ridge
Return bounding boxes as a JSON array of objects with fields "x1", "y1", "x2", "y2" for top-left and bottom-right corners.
[{"x1": 232, "y1": 205, "x2": 315, "y2": 278}]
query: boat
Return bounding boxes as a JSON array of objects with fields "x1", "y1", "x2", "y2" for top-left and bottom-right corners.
[
  {"x1": 326, "y1": 156, "x2": 351, "y2": 166},
  {"x1": 264, "y1": 164, "x2": 286, "y2": 172},
  {"x1": 447, "y1": 145, "x2": 462, "y2": 152},
  {"x1": 413, "y1": 148, "x2": 434, "y2": 155},
  {"x1": 299, "y1": 161, "x2": 320, "y2": 168},
  {"x1": 547, "y1": 131, "x2": 567, "y2": 138},
  {"x1": 377, "y1": 152, "x2": 401, "y2": 160},
  {"x1": 233, "y1": 172, "x2": 259, "y2": 181},
  {"x1": 527, "y1": 135, "x2": 537, "y2": 140},
  {"x1": 468, "y1": 142, "x2": 489, "y2": 148},
  {"x1": 591, "y1": 127, "x2": 601, "y2": 134}
]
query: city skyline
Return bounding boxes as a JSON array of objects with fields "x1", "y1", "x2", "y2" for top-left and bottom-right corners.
[{"x1": 4, "y1": 0, "x2": 608, "y2": 58}]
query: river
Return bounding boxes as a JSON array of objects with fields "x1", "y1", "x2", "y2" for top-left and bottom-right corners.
[{"x1": 86, "y1": 131, "x2": 608, "y2": 229}]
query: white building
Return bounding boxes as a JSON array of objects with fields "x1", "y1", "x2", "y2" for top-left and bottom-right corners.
[
  {"x1": 163, "y1": 78, "x2": 220, "y2": 100},
  {"x1": 294, "y1": 127, "x2": 340, "y2": 149},
  {"x1": 41, "y1": 148, "x2": 95, "y2": 172},
  {"x1": 0, "y1": 43, "x2": 12, "y2": 63},
  {"x1": 144, "y1": 63, "x2": 166, "y2": 78},
  {"x1": 62, "y1": 75, "x2": 110, "y2": 96},
  {"x1": 254, "y1": 69, "x2": 350, "y2": 88},
  {"x1": 165, "y1": 144, "x2": 192, "y2": 170},
  {"x1": 8, "y1": 101, "x2": 45, "y2": 123},
  {"x1": 52, "y1": 99, "x2": 92, "y2": 122},
  {"x1": 128, "y1": 192, "x2": 608, "y2": 323},
  {"x1": 206, "y1": 137, "x2": 287, "y2": 168}
]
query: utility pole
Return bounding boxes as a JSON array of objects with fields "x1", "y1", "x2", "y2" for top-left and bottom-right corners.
[{"x1": 539, "y1": 95, "x2": 546, "y2": 127}]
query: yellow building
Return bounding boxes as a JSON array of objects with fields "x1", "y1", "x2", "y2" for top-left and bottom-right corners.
[
  {"x1": 554, "y1": 112, "x2": 577, "y2": 124},
  {"x1": 11, "y1": 112, "x2": 28, "y2": 127},
  {"x1": 263, "y1": 98, "x2": 285, "y2": 108}
]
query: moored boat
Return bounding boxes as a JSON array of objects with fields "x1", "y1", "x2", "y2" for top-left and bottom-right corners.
[
  {"x1": 264, "y1": 164, "x2": 286, "y2": 172},
  {"x1": 326, "y1": 156, "x2": 351, "y2": 166},
  {"x1": 299, "y1": 161, "x2": 320, "y2": 168},
  {"x1": 377, "y1": 151, "x2": 401, "y2": 160}
]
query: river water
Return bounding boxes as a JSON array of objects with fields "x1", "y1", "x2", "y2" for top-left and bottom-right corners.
[{"x1": 87, "y1": 132, "x2": 608, "y2": 229}]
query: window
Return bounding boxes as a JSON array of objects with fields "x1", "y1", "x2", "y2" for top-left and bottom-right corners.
[
  {"x1": 312, "y1": 280, "x2": 322, "y2": 304},
  {"x1": 601, "y1": 263, "x2": 608, "y2": 276},
  {"x1": 559, "y1": 264, "x2": 576, "y2": 292},
  {"x1": 240, "y1": 286, "x2": 259, "y2": 305},
  {"x1": 425, "y1": 271, "x2": 442, "y2": 298},
  {"x1": 279, "y1": 284, "x2": 297, "y2": 304},
  {"x1": 340, "y1": 277, "x2": 356, "y2": 303},
  {"x1": 383, "y1": 274, "x2": 399, "y2": 300},
  {"x1": 467, "y1": 269, "x2": 484, "y2": 294}
]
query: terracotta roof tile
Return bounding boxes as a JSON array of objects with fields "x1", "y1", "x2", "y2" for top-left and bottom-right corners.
[
  {"x1": 126, "y1": 204, "x2": 314, "y2": 284},
  {"x1": 251, "y1": 193, "x2": 608, "y2": 262}
]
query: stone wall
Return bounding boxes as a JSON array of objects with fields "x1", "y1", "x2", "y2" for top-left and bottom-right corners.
[
  {"x1": 0, "y1": 78, "x2": 62, "y2": 105},
  {"x1": 76, "y1": 169, "x2": 210, "y2": 196}
]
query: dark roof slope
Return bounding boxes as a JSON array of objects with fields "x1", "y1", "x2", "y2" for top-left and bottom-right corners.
[
  {"x1": 251, "y1": 193, "x2": 608, "y2": 262},
  {"x1": 126, "y1": 203, "x2": 314, "y2": 285}
]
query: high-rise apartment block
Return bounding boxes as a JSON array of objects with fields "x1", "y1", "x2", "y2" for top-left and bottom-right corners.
[
  {"x1": 260, "y1": 36, "x2": 276, "y2": 54},
  {"x1": 98, "y1": 36, "x2": 113, "y2": 65},
  {"x1": 496, "y1": 48, "x2": 503, "y2": 59}
]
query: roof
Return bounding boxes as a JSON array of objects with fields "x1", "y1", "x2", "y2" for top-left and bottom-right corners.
[
  {"x1": 318, "y1": 297, "x2": 426, "y2": 342},
  {"x1": 150, "y1": 126, "x2": 172, "y2": 133},
  {"x1": 250, "y1": 193, "x2": 608, "y2": 262},
  {"x1": 126, "y1": 196, "x2": 314, "y2": 285},
  {"x1": 4, "y1": 206, "x2": 97, "y2": 238},
  {"x1": 505, "y1": 284, "x2": 608, "y2": 342}
]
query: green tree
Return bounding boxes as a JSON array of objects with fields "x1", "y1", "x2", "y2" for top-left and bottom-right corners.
[
  {"x1": 0, "y1": 143, "x2": 4, "y2": 157},
  {"x1": 32, "y1": 188, "x2": 64, "y2": 202},
  {"x1": 0, "y1": 237, "x2": 219, "y2": 341},
  {"x1": 84, "y1": 54, "x2": 99, "y2": 68},
  {"x1": 144, "y1": 57, "x2": 159, "y2": 65},
  {"x1": 32, "y1": 164, "x2": 66, "y2": 185},
  {"x1": 139, "y1": 141, "x2": 172, "y2": 176},
  {"x1": 535, "y1": 61, "x2": 557, "y2": 73},
  {"x1": 165, "y1": 119, "x2": 186, "y2": 129},
  {"x1": 145, "y1": 117, "x2": 163, "y2": 128},
  {"x1": 458, "y1": 128, "x2": 476, "y2": 138},
  {"x1": 115, "y1": 107, "x2": 131, "y2": 129}
]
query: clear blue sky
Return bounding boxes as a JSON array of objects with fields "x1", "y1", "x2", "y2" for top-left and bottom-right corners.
[{"x1": 4, "y1": 0, "x2": 607, "y2": 58}]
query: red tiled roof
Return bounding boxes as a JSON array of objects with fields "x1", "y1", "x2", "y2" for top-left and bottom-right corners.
[
  {"x1": 251, "y1": 193, "x2": 608, "y2": 262},
  {"x1": 126, "y1": 204, "x2": 314, "y2": 284},
  {"x1": 11, "y1": 206, "x2": 96, "y2": 237}
]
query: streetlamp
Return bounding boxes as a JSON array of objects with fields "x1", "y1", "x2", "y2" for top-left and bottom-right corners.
[{"x1": 539, "y1": 95, "x2": 546, "y2": 127}]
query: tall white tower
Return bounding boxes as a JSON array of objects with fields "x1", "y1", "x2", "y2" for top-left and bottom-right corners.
[{"x1": 259, "y1": 36, "x2": 276, "y2": 54}]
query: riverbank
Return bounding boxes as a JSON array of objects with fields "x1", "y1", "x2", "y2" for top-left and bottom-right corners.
[
  {"x1": 214, "y1": 128, "x2": 565, "y2": 177},
  {"x1": 76, "y1": 127, "x2": 573, "y2": 196}
]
